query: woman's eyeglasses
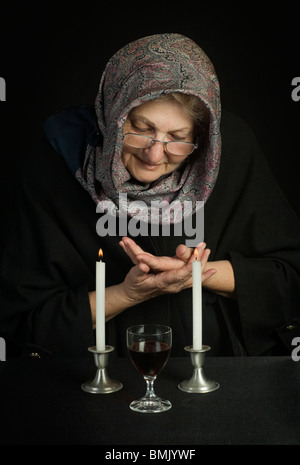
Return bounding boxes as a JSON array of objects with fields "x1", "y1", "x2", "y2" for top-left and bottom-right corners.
[{"x1": 123, "y1": 133, "x2": 198, "y2": 156}]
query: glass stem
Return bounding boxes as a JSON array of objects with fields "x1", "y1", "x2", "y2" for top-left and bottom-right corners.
[{"x1": 144, "y1": 377, "x2": 157, "y2": 400}]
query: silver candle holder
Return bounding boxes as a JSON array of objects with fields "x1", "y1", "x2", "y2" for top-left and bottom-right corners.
[
  {"x1": 178, "y1": 345, "x2": 220, "y2": 393},
  {"x1": 81, "y1": 345, "x2": 123, "y2": 394}
]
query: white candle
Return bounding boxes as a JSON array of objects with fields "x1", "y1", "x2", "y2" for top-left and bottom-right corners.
[
  {"x1": 192, "y1": 249, "x2": 202, "y2": 350},
  {"x1": 96, "y1": 249, "x2": 106, "y2": 351}
]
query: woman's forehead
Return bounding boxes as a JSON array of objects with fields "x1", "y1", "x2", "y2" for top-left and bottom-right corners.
[{"x1": 125, "y1": 99, "x2": 194, "y2": 134}]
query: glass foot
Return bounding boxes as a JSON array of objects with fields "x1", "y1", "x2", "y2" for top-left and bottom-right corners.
[{"x1": 129, "y1": 396, "x2": 172, "y2": 413}]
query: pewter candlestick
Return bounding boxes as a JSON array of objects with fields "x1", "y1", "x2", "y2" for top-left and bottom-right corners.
[
  {"x1": 178, "y1": 345, "x2": 220, "y2": 393},
  {"x1": 81, "y1": 345, "x2": 123, "y2": 394}
]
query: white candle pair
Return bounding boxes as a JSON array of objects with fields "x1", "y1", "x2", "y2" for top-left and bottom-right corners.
[{"x1": 95, "y1": 247, "x2": 202, "y2": 352}]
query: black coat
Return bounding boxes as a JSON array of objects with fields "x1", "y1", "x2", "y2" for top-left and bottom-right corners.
[{"x1": 0, "y1": 107, "x2": 299, "y2": 358}]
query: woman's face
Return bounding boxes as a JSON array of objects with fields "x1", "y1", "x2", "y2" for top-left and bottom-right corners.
[{"x1": 122, "y1": 99, "x2": 195, "y2": 184}]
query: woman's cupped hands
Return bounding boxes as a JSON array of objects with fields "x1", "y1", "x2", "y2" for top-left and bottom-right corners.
[{"x1": 118, "y1": 236, "x2": 216, "y2": 304}]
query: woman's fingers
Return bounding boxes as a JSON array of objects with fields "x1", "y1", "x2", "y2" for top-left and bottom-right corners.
[
  {"x1": 135, "y1": 253, "x2": 183, "y2": 272},
  {"x1": 119, "y1": 236, "x2": 149, "y2": 264},
  {"x1": 120, "y1": 237, "x2": 216, "y2": 282},
  {"x1": 176, "y1": 242, "x2": 207, "y2": 264},
  {"x1": 120, "y1": 237, "x2": 184, "y2": 271}
]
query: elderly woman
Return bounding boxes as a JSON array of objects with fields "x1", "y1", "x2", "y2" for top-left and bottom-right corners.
[{"x1": 0, "y1": 33, "x2": 299, "y2": 358}]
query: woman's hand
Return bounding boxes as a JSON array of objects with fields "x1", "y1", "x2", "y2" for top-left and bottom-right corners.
[
  {"x1": 119, "y1": 237, "x2": 235, "y2": 300},
  {"x1": 89, "y1": 237, "x2": 234, "y2": 327},
  {"x1": 119, "y1": 237, "x2": 216, "y2": 295},
  {"x1": 91, "y1": 242, "x2": 206, "y2": 325},
  {"x1": 119, "y1": 237, "x2": 215, "y2": 277},
  {"x1": 119, "y1": 253, "x2": 193, "y2": 303}
]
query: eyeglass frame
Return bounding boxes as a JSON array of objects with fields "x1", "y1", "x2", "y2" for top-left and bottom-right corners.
[{"x1": 122, "y1": 132, "x2": 198, "y2": 156}]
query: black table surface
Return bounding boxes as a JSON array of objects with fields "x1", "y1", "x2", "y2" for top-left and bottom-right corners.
[{"x1": 0, "y1": 354, "x2": 299, "y2": 446}]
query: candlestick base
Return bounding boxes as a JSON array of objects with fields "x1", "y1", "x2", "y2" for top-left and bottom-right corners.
[
  {"x1": 178, "y1": 345, "x2": 220, "y2": 393},
  {"x1": 81, "y1": 345, "x2": 123, "y2": 394}
]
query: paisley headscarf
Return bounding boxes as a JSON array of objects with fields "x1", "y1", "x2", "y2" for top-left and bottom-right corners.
[{"x1": 76, "y1": 33, "x2": 221, "y2": 223}]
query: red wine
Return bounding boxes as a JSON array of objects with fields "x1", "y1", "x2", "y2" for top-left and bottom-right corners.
[{"x1": 128, "y1": 340, "x2": 171, "y2": 377}]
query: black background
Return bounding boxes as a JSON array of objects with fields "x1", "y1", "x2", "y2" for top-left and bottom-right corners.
[{"x1": 0, "y1": 1, "x2": 299, "y2": 224}]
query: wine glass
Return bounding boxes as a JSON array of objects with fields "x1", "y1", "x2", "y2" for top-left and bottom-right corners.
[{"x1": 127, "y1": 324, "x2": 172, "y2": 413}]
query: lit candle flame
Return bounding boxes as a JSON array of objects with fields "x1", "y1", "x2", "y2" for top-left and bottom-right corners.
[
  {"x1": 193, "y1": 248, "x2": 198, "y2": 260},
  {"x1": 98, "y1": 248, "x2": 103, "y2": 261}
]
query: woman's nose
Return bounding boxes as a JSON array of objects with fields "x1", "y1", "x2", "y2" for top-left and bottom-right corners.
[{"x1": 144, "y1": 140, "x2": 166, "y2": 163}]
